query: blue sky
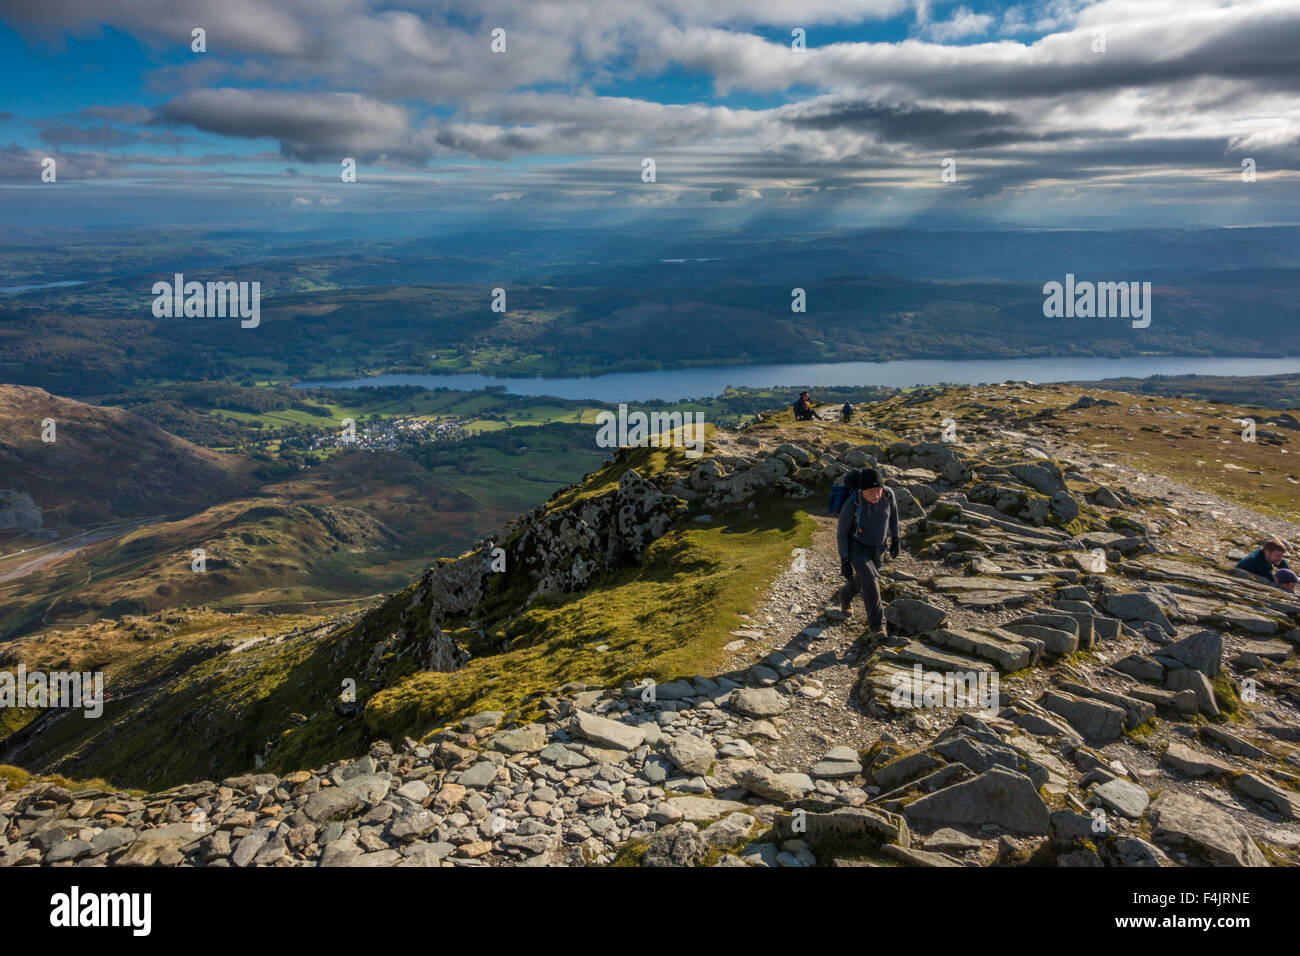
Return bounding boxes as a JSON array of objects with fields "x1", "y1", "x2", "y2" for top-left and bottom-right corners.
[{"x1": 1, "y1": 0, "x2": 1298, "y2": 232}]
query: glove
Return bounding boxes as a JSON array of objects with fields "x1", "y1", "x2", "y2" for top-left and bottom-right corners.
[
  {"x1": 840, "y1": 558, "x2": 853, "y2": 580},
  {"x1": 889, "y1": 538, "x2": 901, "y2": 559}
]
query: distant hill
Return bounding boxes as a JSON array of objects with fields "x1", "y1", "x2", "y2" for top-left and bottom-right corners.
[{"x1": 0, "y1": 386, "x2": 253, "y2": 531}]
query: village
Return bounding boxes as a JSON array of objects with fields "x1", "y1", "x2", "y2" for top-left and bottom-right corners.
[{"x1": 309, "y1": 416, "x2": 473, "y2": 452}]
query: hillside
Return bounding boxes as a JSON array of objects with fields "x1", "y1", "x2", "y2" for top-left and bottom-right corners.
[
  {"x1": 0, "y1": 387, "x2": 612, "y2": 639},
  {"x1": 2, "y1": 382, "x2": 1299, "y2": 868},
  {"x1": 0, "y1": 385, "x2": 253, "y2": 538},
  {"x1": 6, "y1": 267, "x2": 1300, "y2": 393}
]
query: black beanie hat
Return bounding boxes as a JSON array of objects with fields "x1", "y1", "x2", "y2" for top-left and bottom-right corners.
[{"x1": 860, "y1": 467, "x2": 883, "y2": 488}]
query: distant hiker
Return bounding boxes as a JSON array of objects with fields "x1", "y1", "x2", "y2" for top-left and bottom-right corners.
[
  {"x1": 793, "y1": 391, "x2": 824, "y2": 421},
  {"x1": 841, "y1": 402, "x2": 853, "y2": 423},
  {"x1": 1235, "y1": 539, "x2": 1292, "y2": 584},
  {"x1": 837, "y1": 467, "x2": 900, "y2": 641}
]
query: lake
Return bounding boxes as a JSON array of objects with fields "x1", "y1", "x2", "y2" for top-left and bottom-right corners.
[
  {"x1": 0, "y1": 280, "x2": 85, "y2": 294},
  {"x1": 297, "y1": 355, "x2": 1300, "y2": 403}
]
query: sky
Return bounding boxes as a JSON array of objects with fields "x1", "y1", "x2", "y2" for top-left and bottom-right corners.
[{"x1": 0, "y1": 0, "x2": 1298, "y2": 233}]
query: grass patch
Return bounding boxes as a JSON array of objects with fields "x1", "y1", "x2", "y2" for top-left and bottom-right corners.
[{"x1": 363, "y1": 495, "x2": 814, "y2": 744}]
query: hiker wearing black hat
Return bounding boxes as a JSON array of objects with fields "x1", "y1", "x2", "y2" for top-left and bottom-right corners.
[
  {"x1": 793, "y1": 391, "x2": 824, "y2": 421},
  {"x1": 836, "y1": 467, "x2": 900, "y2": 641}
]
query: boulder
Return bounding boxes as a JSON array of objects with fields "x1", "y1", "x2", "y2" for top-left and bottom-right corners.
[
  {"x1": 303, "y1": 787, "x2": 365, "y2": 824},
  {"x1": 885, "y1": 599, "x2": 948, "y2": 635},
  {"x1": 1090, "y1": 778, "x2": 1150, "y2": 819},
  {"x1": 662, "y1": 735, "x2": 716, "y2": 776},
  {"x1": 729, "y1": 687, "x2": 789, "y2": 717},
  {"x1": 1009, "y1": 462, "x2": 1065, "y2": 496},
  {"x1": 735, "y1": 764, "x2": 813, "y2": 802},
  {"x1": 1101, "y1": 592, "x2": 1175, "y2": 635},
  {"x1": 1155, "y1": 630, "x2": 1223, "y2": 677},
  {"x1": 1149, "y1": 791, "x2": 1268, "y2": 866},
  {"x1": 570, "y1": 710, "x2": 646, "y2": 751},
  {"x1": 488, "y1": 724, "x2": 548, "y2": 754},
  {"x1": 114, "y1": 823, "x2": 203, "y2": 866},
  {"x1": 903, "y1": 767, "x2": 1050, "y2": 835},
  {"x1": 809, "y1": 746, "x2": 863, "y2": 779},
  {"x1": 1166, "y1": 668, "x2": 1220, "y2": 717},
  {"x1": 1039, "y1": 691, "x2": 1127, "y2": 745}
]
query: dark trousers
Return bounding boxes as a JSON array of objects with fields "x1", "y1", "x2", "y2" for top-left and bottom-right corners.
[{"x1": 841, "y1": 543, "x2": 884, "y2": 628}]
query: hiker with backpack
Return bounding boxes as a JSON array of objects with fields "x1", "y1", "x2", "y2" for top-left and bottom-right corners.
[
  {"x1": 834, "y1": 467, "x2": 900, "y2": 643},
  {"x1": 840, "y1": 402, "x2": 853, "y2": 423}
]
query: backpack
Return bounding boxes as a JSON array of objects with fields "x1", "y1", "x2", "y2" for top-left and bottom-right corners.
[{"x1": 827, "y1": 469, "x2": 863, "y2": 516}]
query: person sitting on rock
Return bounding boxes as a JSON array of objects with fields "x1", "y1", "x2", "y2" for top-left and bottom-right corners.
[
  {"x1": 1235, "y1": 538, "x2": 1292, "y2": 585},
  {"x1": 793, "y1": 391, "x2": 824, "y2": 421},
  {"x1": 837, "y1": 467, "x2": 900, "y2": 643}
]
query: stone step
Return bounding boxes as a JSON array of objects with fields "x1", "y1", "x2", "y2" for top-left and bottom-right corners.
[
  {"x1": 925, "y1": 627, "x2": 1037, "y2": 672},
  {"x1": 1002, "y1": 622, "x2": 1078, "y2": 657},
  {"x1": 1127, "y1": 685, "x2": 1197, "y2": 714},
  {"x1": 1057, "y1": 680, "x2": 1156, "y2": 729},
  {"x1": 886, "y1": 642, "x2": 996, "y2": 675},
  {"x1": 1039, "y1": 690, "x2": 1127, "y2": 745}
]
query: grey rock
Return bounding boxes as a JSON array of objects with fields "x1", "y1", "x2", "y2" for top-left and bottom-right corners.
[
  {"x1": 810, "y1": 746, "x2": 863, "y2": 779},
  {"x1": 1040, "y1": 691, "x2": 1127, "y2": 745},
  {"x1": 1166, "y1": 668, "x2": 1220, "y2": 716},
  {"x1": 304, "y1": 787, "x2": 365, "y2": 824},
  {"x1": 1233, "y1": 774, "x2": 1299, "y2": 819},
  {"x1": 662, "y1": 735, "x2": 716, "y2": 776},
  {"x1": 729, "y1": 687, "x2": 789, "y2": 717},
  {"x1": 1090, "y1": 778, "x2": 1150, "y2": 819},
  {"x1": 903, "y1": 767, "x2": 1050, "y2": 835},
  {"x1": 1102, "y1": 592, "x2": 1175, "y2": 634},
  {"x1": 45, "y1": 838, "x2": 93, "y2": 863},
  {"x1": 571, "y1": 710, "x2": 646, "y2": 750},
  {"x1": 231, "y1": 829, "x2": 269, "y2": 867},
  {"x1": 389, "y1": 809, "x2": 439, "y2": 842},
  {"x1": 456, "y1": 762, "x2": 499, "y2": 789},
  {"x1": 642, "y1": 825, "x2": 709, "y2": 867},
  {"x1": 1156, "y1": 630, "x2": 1223, "y2": 677},
  {"x1": 885, "y1": 599, "x2": 948, "y2": 635},
  {"x1": 1162, "y1": 743, "x2": 1235, "y2": 777},
  {"x1": 922, "y1": 828, "x2": 983, "y2": 853},
  {"x1": 488, "y1": 724, "x2": 548, "y2": 754},
  {"x1": 1149, "y1": 791, "x2": 1268, "y2": 866}
]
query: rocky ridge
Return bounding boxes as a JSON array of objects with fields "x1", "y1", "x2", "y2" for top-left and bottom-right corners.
[{"x1": 3, "y1": 382, "x2": 1299, "y2": 867}]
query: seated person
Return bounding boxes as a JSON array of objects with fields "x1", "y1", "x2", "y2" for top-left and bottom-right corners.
[
  {"x1": 1275, "y1": 567, "x2": 1298, "y2": 594},
  {"x1": 1235, "y1": 538, "x2": 1292, "y2": 584},
  {"x1": 793, "y1": 391, "x2": 823, "y2": 421}
]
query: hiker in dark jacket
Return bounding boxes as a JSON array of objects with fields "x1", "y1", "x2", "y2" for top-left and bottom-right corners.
[
  {"x1": 793, "y1": 391, "x2": 823, "y2": 421},
  {"x1": 840, "y1": 402, "x2": 853, "y2": 423},
  {"x1": 837, "y1": 467, "x2": 900, "y2": 638},
  {"x1": 1236, "y1": 539, "x2": 1292, "y2": 584}
]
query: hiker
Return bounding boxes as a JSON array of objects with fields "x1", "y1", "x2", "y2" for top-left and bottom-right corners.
[
  {"x1": 1276, "y1": 568, "x2": 1298, "y2": 594},
  {"x1": 793, "y1": 391, "x2": 824, "y2": 421},
  {"x1": 837, "y1": 467, "x2": 900, "y2": 642},
  {"x1": 840, "y1": 402, "x2": 853, "y2": 423},
  {"x1": 1235, "y1": 538, "x2": 1292, "y2": 585}
]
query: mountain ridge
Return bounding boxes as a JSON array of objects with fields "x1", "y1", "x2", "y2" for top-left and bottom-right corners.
[{"x1": 3, "y1": 382, "x2": 1299, "y2": 867}]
